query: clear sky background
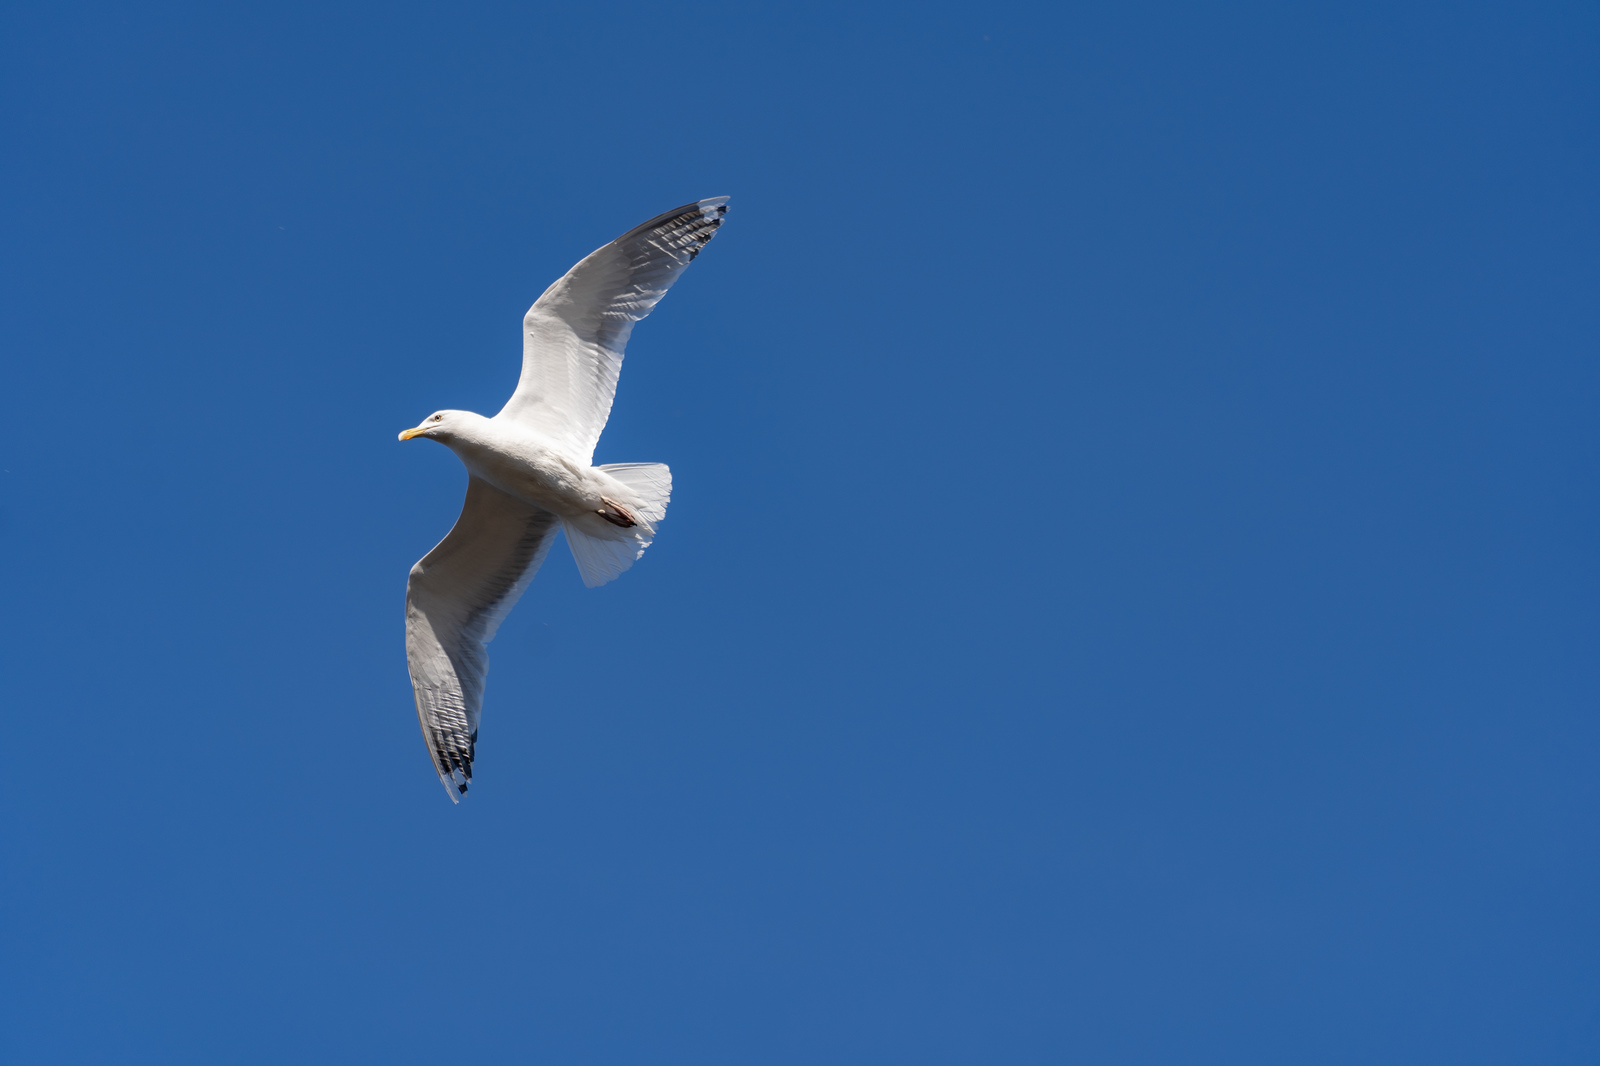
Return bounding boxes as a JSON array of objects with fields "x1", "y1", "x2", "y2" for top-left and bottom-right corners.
[{"x1": 2, "y1": 1, "x2": 1597, "y2": 1062}]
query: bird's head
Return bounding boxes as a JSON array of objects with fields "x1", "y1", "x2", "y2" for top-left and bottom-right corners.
[{"x1": 398, "y1": 410, "x2": 469, "y2": 442}]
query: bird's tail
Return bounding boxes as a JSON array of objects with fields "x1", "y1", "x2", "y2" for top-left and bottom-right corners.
[
  {"x1": 599, "y1": 462, "x2": 672, "y2": 526},
  {"x1": 562, "y1": 463, "x2": 672, "y2": 588}
]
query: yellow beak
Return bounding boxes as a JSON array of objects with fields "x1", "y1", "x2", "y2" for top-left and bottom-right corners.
[{"x1": 398, "y1": 426, "x2": 427, "y2": 441}]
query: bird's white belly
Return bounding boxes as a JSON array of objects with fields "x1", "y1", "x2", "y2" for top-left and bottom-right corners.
[
  {"x1": 453, "y1": 428, "x2": 646, "y2": 527},
  {"x1": 467, "y1": 445, "x2": 598, "y2": 516}
]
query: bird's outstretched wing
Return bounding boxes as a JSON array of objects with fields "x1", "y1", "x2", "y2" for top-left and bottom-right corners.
[
  {"x1": 405, "y1": 477, "x2": 560, "y2": 801},
  {"x1": 498, "y1": 197, "x2": 729, "y2": 463}
]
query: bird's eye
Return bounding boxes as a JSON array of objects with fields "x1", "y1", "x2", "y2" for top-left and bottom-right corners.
[{"x1": 432, "y1": 414, "x2": 443, "y2": 421}]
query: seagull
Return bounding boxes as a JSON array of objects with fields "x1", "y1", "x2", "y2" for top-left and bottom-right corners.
[{"x1": 398, "y1": 197, "x2": 729, "y2": 802}]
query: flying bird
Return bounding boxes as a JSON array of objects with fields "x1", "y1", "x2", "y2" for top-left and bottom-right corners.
[{"x1": 398, "y1": 197, "x2": 729, "y2": 801}]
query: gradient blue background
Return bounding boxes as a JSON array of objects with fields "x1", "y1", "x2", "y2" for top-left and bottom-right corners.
[{"x1": 3, "y1": 1, "x2": 1597, "y2": 1061}]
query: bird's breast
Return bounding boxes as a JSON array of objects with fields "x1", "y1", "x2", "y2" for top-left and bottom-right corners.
[{"x1": 458, "y1": 438, "x2": 597, "y2": 516}]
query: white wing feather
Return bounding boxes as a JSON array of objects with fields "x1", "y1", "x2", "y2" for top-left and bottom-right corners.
[
  {"x1": 497, "y1": 197, "x2": 729, "y2": 463},
  {"x1": 405, "y1": 478, "x2": 560, "y2": 801}
]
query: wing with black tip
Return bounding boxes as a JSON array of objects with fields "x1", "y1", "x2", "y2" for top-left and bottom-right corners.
[
  {"x1": 405, "y1": 478, "x2": 559, "y2": 801},
  {"x1": 498, "y1": 197, "x2": 730, "y2": 463}
]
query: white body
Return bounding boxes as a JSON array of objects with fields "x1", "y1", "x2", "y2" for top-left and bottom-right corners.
[{"x1": 442, "y1": 412, "x2": 655, "y2": 543}]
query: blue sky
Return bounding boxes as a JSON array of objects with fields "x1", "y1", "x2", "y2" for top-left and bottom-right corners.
[{"x1": 2, "y1": 1, "x2": 1597, "y2": 1062}]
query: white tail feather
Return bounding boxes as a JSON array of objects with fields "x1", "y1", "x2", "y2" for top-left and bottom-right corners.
[
  {"x1": 564, "y1": 462, "x2": 672, "y2": 588},
  {"x1": 598, "y1": 462, "x2": 672, "y2": 525},
  {"x1": 563, "y1": 522, "x2": 646, "y2": 587}
]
